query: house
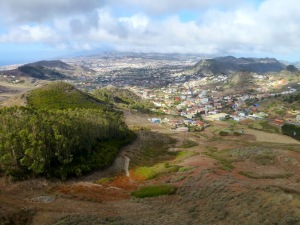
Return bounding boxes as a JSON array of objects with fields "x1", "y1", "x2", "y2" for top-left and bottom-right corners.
[
  {"x1": 176, "y1": 127, "x2": 189, "y2": 132},
  {"x1": 274, "y1": 119, "x2": 284, "y2": 125},
  {"x1": 150, "y1": 118, "x2": 161, "y2": 124},
  {"x1": 193, "y1": 121, "x2": 205, "y2": 127}
]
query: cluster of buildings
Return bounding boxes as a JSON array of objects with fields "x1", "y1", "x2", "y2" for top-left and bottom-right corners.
[{"x1": 132, "y1": 83, "x2": 300, "y2": 131}]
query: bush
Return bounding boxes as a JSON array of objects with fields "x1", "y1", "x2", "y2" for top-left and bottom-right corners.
[
  {"x1": 282, "y1": 123, "x2": 300, "y2": 140},
  {"x1": 131, "y1": 185, "x2": 177, "y2": 198}
]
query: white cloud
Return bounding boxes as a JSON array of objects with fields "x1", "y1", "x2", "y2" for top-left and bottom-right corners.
[
  {"x1": 0, "y1": 25, "x2": 56, "y2": 43},
  {"x1": 0, "y1": 0, "x2": 300, "y2": 59},
  {"x1": 0, "y1": 0, "x2": 104, "y2": 23}
]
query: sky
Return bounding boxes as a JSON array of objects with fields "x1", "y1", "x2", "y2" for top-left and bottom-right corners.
[{"x1": 0, "y1": 0, "x2": 300, "y2": 65}]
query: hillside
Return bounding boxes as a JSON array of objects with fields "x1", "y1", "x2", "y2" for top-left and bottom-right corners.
[
  {"x1": 1, "y1": 60, "x2": 95, "y2": 81},
  {"x1": 27, "y1": 81, "x2": 106, "y2": 110},
  {"x1": 0, "y1": 82, "x2": 134, "y2": 180},
  {"x1": 189, "y1": 56, "x2": 286, "y2": 76},
  {"x1": 0, "y1": 111, "x2": 299, "y2": 225},
  {"x1": 27, "y1": 60, "x2": 74, "y2": 70},
  {"x1": 93, "y1": 85, "x2": 154, "y2": 112}
]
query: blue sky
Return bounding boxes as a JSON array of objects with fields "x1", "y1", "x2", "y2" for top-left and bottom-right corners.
[{"x1": 0, "y1": 0, "x2": 299, "y2": 65}]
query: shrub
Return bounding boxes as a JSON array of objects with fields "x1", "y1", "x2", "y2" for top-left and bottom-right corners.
[
  {"x1": 131, "y1": 185, "x2": 177, "y2": 198},
  {"x1": 282, "y1": 123, "x2": 300, "y2": 140}
]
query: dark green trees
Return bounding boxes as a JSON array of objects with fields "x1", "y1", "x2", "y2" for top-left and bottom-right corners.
[{"x1": 0, "y1": 82, "x2": 136, "y2": 179}]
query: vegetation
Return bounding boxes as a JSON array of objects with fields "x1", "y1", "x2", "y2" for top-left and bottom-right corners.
[
  {"x1": 19, "y1": 65, "x2": 66, "y2": 80},
  {"x1": 239, "y1": 171, "x2": 292, "y2": 179},
  {"x1": 134, "y1": 163, "x2": 181, "y2": 180},
  {"x1": 282, "y1": 123, "x2": 300, "y2": 140},
  {"x1": 0, "y1": 82, "x2": 135, "y2": 179},
  {"x1": 93, "y1": 86, "x2": 153, "y2": 112},
  {"x1": 178, "y1": 139, "x2": 198, "y2": 148},
  {"x1": 0, "y1": 107, "x2": 134, "y2": 179},
  {"x1": 248, "y1": 120, "x2": 280, "y2": 133},
  {"x1": 131, "y1": 185, "x2": 177, "y2": 198},
  {"x1": 27, "y1": 82, "x2": 105, "y2": 110}
]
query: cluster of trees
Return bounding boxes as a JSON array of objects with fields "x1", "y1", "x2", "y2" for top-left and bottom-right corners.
[
  {"x1": 283, "y1": 93, "x2": 300, "y2": 104},
  {"x1": 0, "y1": 107, "x2": 134, "y2": 179},
  {"x1": 281, "y1": 123, "x2": 300, "y2": 140}
]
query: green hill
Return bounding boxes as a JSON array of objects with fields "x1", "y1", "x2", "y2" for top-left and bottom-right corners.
[
  {"x1": 0, "y1": 82, "x2": 135, "y2": 180},
  {"x1": 27, "y1": 81, "x2": 106, "y2": 110}
]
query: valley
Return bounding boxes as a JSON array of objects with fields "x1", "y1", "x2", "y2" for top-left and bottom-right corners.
[
  {"x1": 0, "y1": 110, "x2": 300, "y2": 225},
  {"x1": 0, "y1": 53, "x2": 300, "y2": 225}
]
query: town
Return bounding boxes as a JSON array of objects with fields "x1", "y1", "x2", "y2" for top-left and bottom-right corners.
[{"x1": 129, "y1": 81, "x2": 299, "y2": 132}]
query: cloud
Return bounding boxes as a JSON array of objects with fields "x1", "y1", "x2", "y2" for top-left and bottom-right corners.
[
  {"x1": 109, "y1": 0, "x2": 242, "y2": 15},
  {"x1": 0, "y1": 0, "x2": 104, "y2": 23},
  {"x1": 0, "y1": 25, "x2": 57, "y2": 43},
  {"x1": 1, "y1": 0, "x2": 300, "y2": 60}
]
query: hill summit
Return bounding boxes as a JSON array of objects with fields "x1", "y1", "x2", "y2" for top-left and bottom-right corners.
[
  {"x1": 26, "y1": 60, "x2": 73, "y2": 70},
  {"x1": 190, "y1": 56, "x2": 286, "y2": 76},
  {"x1": 27, "y1": 81, "x2": 105, "y2": 110}
]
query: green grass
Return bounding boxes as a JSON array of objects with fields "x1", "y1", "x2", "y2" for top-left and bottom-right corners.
[
  {"x1": 248, "y1": 120, "x2": 280, "y2": 134},
  {"x1": 203, "y1": 151, "x2": 235, "y2": 171},
  {"x1": 134, "y1": 163, "x2": 181, "y2": 180},
  {"x1": 94, "y1": 177, "x2": 113, "y2": 185},
  {"x1": 239, "y1": 171, "x2": 293, "y2": 179},
  {"x1": 175, "y1": 151, "x2": 198, "y2": 161},
  {"x1": 131, "y1": 185, "x2": 177, "y2": 198}
]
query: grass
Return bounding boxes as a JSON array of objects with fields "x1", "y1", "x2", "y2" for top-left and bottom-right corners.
[
  {"x1": 128, "y1": 130, "x2": 178, "y2": 168},
  {"x1": 175, "y1": 151, "x2": 198, "y2": 162},
  {"x1": 248, "y1": 120, "x2": 280, "y2": 134},
  {"x1": 131, "y1": 185, "x2": 177, "y2": 198},
  {"x1": 178, "y1": 139, "x2": 198, "y2": 148},
  {"x1": 178, "y1": 166, "x2": 197, "y2": 172},
  {"x1": 203, "y1": 146, "x2": 235, "y2": 171},
  {"x1": 134, "y1": 163, "x2": 181, "y2": 180},
  {"x1": 169, "y1": 175, "x2": 187, "y2": 183},
  {"x1": 28, "y1": 81, "x2": 104, "y2": 110},
  {"x1": 239, "y1": 171, "x2": 293, "y2": 179},
  {"x1": 252, "y1": 153, "x2": 277, "y2": 165},
  {"x1": 94, "y1": 177, "x2": 113, "y2": 185}
]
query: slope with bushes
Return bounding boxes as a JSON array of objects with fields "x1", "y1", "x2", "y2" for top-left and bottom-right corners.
[{"x1": 93, "y1": 86, "x2": 153, "y2": 112}]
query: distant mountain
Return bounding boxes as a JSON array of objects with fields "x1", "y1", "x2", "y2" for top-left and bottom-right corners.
[
  {"x1": 27, "y1": 60, "x2": 74, "y2": 70},
  {"x1": 292, "y1": 61, "x2": 300, "y2": 69},
  {"x1": 1, "y1": 60, "x2": 95, "y2": 80},
  {"x1": 189, "y1": 56, "x2": 286, "y2": 76}
]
